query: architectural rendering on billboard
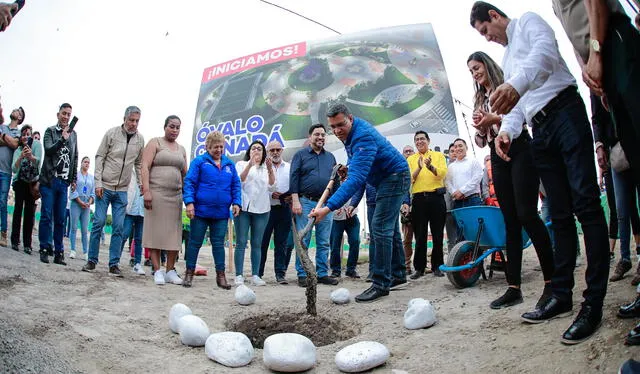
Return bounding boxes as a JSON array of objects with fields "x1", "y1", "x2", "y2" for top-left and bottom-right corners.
[{"x1": 192, "y1": 23, "x2": 459, "y2": 162}]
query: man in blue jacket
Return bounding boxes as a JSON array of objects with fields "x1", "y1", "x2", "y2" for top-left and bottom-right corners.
[{"x1": 310, "y1": 103, "x2": 410, "y2": 302}]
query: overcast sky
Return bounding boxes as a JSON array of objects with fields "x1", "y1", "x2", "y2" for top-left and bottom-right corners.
[{"x1": 0, "y1": 0, "x2": 635, "y2": 172}]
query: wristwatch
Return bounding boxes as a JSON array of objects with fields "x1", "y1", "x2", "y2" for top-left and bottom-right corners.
[{"x1": 590, "y1": 39, "x2": 601, "y2": 53}]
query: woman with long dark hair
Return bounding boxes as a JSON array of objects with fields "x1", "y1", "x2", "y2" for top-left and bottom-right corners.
[
  {"x1": 467, "y1": 51, "x2": 554, "y2": 310},
  {"x1": 234, "y1": 140, "x2": 275, "y2": 286}
]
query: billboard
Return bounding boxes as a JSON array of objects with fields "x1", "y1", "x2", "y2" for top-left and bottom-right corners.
[{"x1": 192, "y1": 23, "x2": 459, "y2": 162}]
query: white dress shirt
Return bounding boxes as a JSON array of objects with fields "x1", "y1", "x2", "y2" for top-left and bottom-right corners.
[
  {"x1": 445, "y1": 155, "x2": 483, "y2": 197},
  {"x1": 236, "y1": 160, "x2": 276, "y2": 214},
  {"x1": 270, "y1": 161, "x2": 290, "y2": 206},
  {"x1": 500, "y1": 12, "x2": 577, "y2": 141}
]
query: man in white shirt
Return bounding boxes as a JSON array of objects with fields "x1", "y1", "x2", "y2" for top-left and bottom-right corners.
[
  {"x1": 445, "y1": 138, "x2": 483, "y2": 209},
  {"x1": 259, "y1": 141, "x2": 294, "y2": 284},
  {"x1": 470, "y1": 1, "x2": 609, "y2": 345}
]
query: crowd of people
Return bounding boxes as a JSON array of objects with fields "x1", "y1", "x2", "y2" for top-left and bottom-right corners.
[{"x1": 1, "y1": 0, "x2": 640, "y2": 350}]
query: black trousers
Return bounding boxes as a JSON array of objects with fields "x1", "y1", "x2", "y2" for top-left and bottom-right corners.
[
  {"x1": 490, "y1": 134, "x2": 554, "y2": 286},
  {"x1": 11, "y1": 180, "x2": 35, "y2": 247},
  {"x1": 531, "y1": 90, "x2": 609, "y2": 309},
  {"x1": 604, "y1": 13, "x2": 640, "y2": 186},
  {"x1": 411, "y1": 193, "x2": 445, "y2": 272},
  {"x1": 602, "y1": 168, "x2": 619, "y2": 240}
]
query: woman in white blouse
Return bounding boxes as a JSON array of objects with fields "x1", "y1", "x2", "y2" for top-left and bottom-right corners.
[{"x1": 234, "y1": 140, "x2": 275, "y2": 286}]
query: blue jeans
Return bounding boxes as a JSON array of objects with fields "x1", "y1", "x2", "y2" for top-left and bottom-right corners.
[
  {"x1": 88, "y1": 189, "x2": 127, "y2": 267},
  {"x1": 330, "y1": 216, "x2": 361, "y2": 274},
  {"x1": 295, "y1": 197, "x2": 333, "y2": 278},
  {"x1": 39, "y1": 177, "x2": 69, "y2": 254},
  {"x1": 530, "y1": 90, "x2": 609, "y2": 309},
  {"x1": 367, "y1": 204, "x2": 376, "y2": 276},
  {"x1": 259, "y1": 205, "x2": 294, "y2": 278},
  {"x1": 0, "y1": 171, "x2": 11, "y2": 232},
  {"x1": 612, "y1": 168, "x2": 639, "y2": 262},
  {"x1": 69, "y1": 199, "x2": 91, "y2": 253},
  {"x1": 371, "y1": 171, "x2": 410, "y2": 290},
  {"x1": 452, "y1": 194, "x2": 482, "y2": 209},
  {"x1": 185, "y1": 216, "x2": 228, "y2": 271},
  {"x1": 121, "y1": 215, "x2": 144, "y2": 264},
  {"x1": 234, "y1": 211, "x2": 269, "y2": 276}
]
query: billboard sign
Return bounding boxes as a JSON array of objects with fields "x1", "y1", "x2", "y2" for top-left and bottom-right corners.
[{"x1": 192, "y1": 23, "x2": 459, "y2": 162}]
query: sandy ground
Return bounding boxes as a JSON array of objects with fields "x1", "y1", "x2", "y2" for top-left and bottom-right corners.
[{"x1": 1, "y1": 230, "x2": 639, "y2": 373}]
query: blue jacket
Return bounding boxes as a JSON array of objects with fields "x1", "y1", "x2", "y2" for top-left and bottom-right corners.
[
  {"x1": 326, "y1": 117, "x2": 408, "y2": 211},
  {"x1": 183, "y1": 153, "x2": 241, "y2": 220}
]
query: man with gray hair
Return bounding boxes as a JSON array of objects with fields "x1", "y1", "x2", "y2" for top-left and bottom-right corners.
[
  {"x1": 82, "y1": 106, "x2": 145, "y2": 277},
  {"x1": 258, "y1": 140, "x2": 294, "y2": 284}
]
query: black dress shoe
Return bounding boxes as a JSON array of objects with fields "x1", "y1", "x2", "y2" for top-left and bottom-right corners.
[
  {"x1": 618, "y1": 295, "x2": 640, "y2": 319},
  {"x1": 521, "y1": 296, "x2": 572, "y2": 324},
  {"x1": 318, "y1": 276, "x2": 339, "y2": 285},
  {"x1": 345, "y1": 271, "x2": 361, "y2": 279},
  {"x1": 409, "y1": 271, "x2": 423, "y2": 280},
  {"x1": 355, "y1": 285, "x2": 389, "y2": 303},
  {"x1": 11, "y1": 243, "x2": 19, "y2": 251},
  {"x1": 39, "y1": 250, "x2": 49, "y2": 264},
  {"x1": 53, "y1": 254, "x2": 67, "y2": 266},
  {"x1": 433, "y1": 269, "x2": 444, "y2": 277},
  {"x1": 330, "y1": 271, "x2": 341, "y2": 278},
  {"x1": 390, "y1": 278, "x2": 409, "y2": 290},
  {"x1": 276, "y1": 275, "x2": 288, "y2": 285},
  {"x1": 297, "y1": 277, "x2": 307, "y2": 287},
  {"x1": 490, "y1": 287, "x2": 523, "y2": 309},
  {"x1": 626, "y1": 322, "x2": 640, "y2": 345},
  {"x1": 561, "y1": 304, "x2": 602, "y2": 345}
]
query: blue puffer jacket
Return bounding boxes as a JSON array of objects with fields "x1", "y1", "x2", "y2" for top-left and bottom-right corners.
[
  {"x1": 326, "y1": 117, "x2": 408, "y2": 211},
  {"x1": 183, "y1": 153, "x2": 241, "y2": 219}
]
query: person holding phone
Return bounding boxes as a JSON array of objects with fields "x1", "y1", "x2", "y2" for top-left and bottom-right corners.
[
  {"x1": 10, "y1": 124, "x2": 41, "y2": 254},
  {"x1": 0, "y1": 106, "x2": 22, "y2": 248},
  {"x1": 0, "y1": 1, "x2": 22, "y2": 32}
]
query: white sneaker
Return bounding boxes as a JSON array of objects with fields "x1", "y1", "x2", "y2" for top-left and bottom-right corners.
[
  {"x1": 251, "y1": 275, "x2": 266, "y2": 286},
  {"x1": 234, "y1": 275, "x2": 245, "y2": 286},
  {"x1": 84, "y1": 253, "x2": 89, "y2": 261},
  {"x1": 165, "y1": 269, "x2": 183, "y2": 285},
  {"x1": 69, "y1": 250, "x2": 76, "y2": 259},
  {"x1": 154, "y1": 269, "x2": 166, "y2": 285},
  {"x1": 133, "y1": 263, "x2": 146, "y2": 276}
]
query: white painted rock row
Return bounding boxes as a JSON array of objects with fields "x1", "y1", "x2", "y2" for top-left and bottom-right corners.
[
  {"x1": 178, "y1": 315, "x2": 210, "y2": 346},
  {"x1": 335, "y1": 341, "x2": 390, "y2": 373},
  {"x1": 235, "y1": 284, "x2": 256, "y2": 306},
  {"x1": 169, "y1": 303, "x2": 192, "y2": 333},
  {"x1": 205, "y1": 332, "x2": 254, "y2": 367},
  {"x1": 330, "y1": 288, "x2": 351, "y2": 304},
  {"x1": 404, "y1": 298, "x2": 437, "y2": 330},
  {"x1": 263, "y1": 333, "x2": 316, "y2": 372}
]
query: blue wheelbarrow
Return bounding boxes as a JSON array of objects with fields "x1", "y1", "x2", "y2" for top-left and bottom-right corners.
[{"x1": 439, "y1": 206, "x2": 532, "y2": 289}]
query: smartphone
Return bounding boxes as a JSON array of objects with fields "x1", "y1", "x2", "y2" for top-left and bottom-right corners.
[
  {"x1": 11, "y1": 0, "x2": 25, "y2": 16},
  {"x1": 68, "y1": 116, "x2": 78, "y2": 131},
  {"x1": 26, "y1": 136, "x2": 33, "y2": 148}
]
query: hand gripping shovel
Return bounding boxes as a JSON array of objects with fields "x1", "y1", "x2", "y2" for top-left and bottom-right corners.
[{"x1": 292, "y1": 163, "x2": 344, "y2": 316}]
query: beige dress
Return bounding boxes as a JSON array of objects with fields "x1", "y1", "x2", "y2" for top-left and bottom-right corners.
[{"x1": 142, "y1": 137, "x2": 186, "y2": 251}]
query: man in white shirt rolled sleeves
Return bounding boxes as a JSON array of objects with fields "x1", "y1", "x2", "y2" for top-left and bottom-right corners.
[
  {"x1": 445, "y1": 138, "x2": 484, "y2": 210},
  {"x1": 470, "y1": 1, "x2": 609, "y2": 345},
  {"x1": 258, "y1": 140, "x2": 294, "y2": 284}
]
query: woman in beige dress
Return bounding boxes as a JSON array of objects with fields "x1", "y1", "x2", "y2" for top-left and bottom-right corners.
[{"x1": 141, "y1": 115, "x2": 187, "y2": 286}]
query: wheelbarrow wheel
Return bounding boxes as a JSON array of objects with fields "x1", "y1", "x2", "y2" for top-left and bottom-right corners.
[{"x1": 446, "y1": 240, "x2": 482, "y2": 289}]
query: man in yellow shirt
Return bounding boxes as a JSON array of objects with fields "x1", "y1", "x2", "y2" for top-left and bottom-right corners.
[{"x1": 403, "y1": 130, "x2": 447, "y2": 278}]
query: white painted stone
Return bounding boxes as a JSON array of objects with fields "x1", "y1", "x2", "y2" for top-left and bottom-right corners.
[
  {"x1": 234, "y1": 284, "x2": 256, "y2": 306},
  {"x1": 335, "y1": 341, "x2": 390, "y2": 373},
  {"x1": 263, "y1": 333, "x2": 316, "y2": 372},
  {"x1": 205, "y1": 332, "x2": 254, "y2": 367},
  {"x1": 169, "y1": 303, "x2": 192, "y2": 334},
  {"x1": 178, "y1": 315, "x2": 210, "y2": 346},
  {"x1": 404, "y1": 298, "x2": 436, "y2": 330},
  {"x1": 330, "y1": 288, "x2": 351, "y2": 304}
]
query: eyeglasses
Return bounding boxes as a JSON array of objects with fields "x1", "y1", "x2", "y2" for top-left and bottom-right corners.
[{"x1": 268, "y1": 148, "x2": 283, "y2": 153}]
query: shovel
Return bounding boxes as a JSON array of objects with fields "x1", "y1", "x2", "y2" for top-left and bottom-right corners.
[{"x1": 292, "y1": 163, "x2": 344, "y2": 316}]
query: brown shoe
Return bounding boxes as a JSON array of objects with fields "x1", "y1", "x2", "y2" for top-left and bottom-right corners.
[
  {"x1": 216, "y1": 270, "x2": 231, "y2": 290},
  {"x1": 611, "y1": 260, "x2": 633, "y2": 282},
  {"x1": 0, "y1": 231, "x2": 7, "y2": 247},
  {"x1": 182, "y1": 269, "x2": 194, "y2": 288},
  {"x1": 633, "y1": 265, "x2": 640, "y2": 287}
]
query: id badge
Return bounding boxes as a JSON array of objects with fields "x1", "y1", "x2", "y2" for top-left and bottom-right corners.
[{"x1": 82, "y1": 185, "x2": 88, "y2": 194}]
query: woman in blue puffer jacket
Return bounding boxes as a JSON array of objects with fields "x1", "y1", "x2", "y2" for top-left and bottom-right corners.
[{"x1": 182, "y1": 131, "x2": 241, "y2": 289}]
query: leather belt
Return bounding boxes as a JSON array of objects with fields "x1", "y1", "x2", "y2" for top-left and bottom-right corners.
[
  {"x1": 412, "y1": 191, "x2": 439, "y2": 198},
  {"x1": 531, "y1": 86, "x2": 578, "y2": 128},
  {"x1": 300, "y1": 194, "x2": 320, "y2": 202}
]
